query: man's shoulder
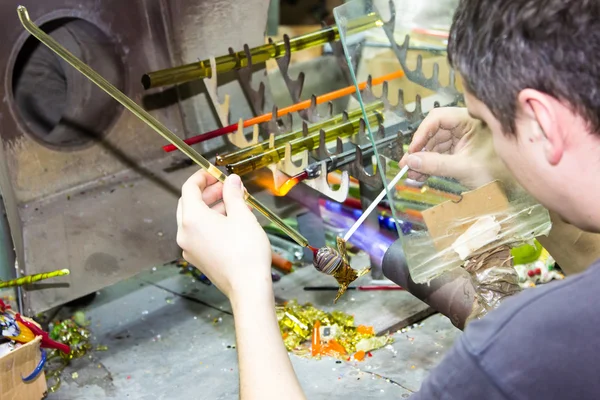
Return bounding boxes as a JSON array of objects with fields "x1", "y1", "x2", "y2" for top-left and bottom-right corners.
[
  {"x1": 460, "y1": 261, "x2": 600, "y2": 398},
  {"x1": 464, "y1": 261, "x2": 600, "y2": 355}
]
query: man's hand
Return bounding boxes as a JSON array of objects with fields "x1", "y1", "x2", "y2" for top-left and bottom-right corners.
[
  {"x1": 400, "y1": 107, "x2": 509, "y2": 189},
  {"x1": 176, "y1": 170, "x2": 272, "y2": 300},
  {"x1": 177, "y1": 170, "x2": 306, "y2": 400}
]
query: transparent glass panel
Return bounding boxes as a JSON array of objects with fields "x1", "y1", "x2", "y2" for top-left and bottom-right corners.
[{"x1": 334, "y1": 0, "x2": 551, "y2": 283}]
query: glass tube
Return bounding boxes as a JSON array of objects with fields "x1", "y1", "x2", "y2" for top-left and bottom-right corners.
[
  {"x1": 142, "y1": 13, "x2": 382, "y2": 89},
  {"x1": 216, "y1": 101, "x2": 384, "y2": 166},
  {"x1": 227, "y1": 112, "x2": 383, "y2": 176}
]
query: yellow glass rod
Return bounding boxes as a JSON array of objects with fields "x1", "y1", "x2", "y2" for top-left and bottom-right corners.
[{"x1": 142, "y1": 13, "x2": 382, "y2": 89}]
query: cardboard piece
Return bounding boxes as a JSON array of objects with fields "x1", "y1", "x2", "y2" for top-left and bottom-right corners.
[
  {"x1": 0, "y1": 336, "x2": 47, "y2": 399},
  {"x1": 421, "y1": 181, "x2": 510, "y2": 253}
]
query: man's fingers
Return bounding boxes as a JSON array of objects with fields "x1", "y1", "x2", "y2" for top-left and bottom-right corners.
[
  {"x1": 406, "y1": 170, "x2": 428, "y2": 182},
  {"x1": 401, "y1": 153, "x2": 427, "y2": 181},
  {"x1": 176, "y1": 198, "x2": 188, "y2": 250},
  {"x1": 210, "y1": 201, "x2": 227, "y2": 216},
  {"x1": 181, "y1": 170, "x2": 219, "y2": 196},
  {"x1": 399, "y1": 152, "x2": 408, "y2": 168},
  {"x1": 222, "y1": 174, "x2": 253, "y2": 220},
  {"x1": 202, "y1": 181, "x2": 224, "y2": 206},
  {"x1": 427, "y1": 135, "x2": 455, "y2": 153},
  {"x1": 406, "y1": 152, "x2": 470, "y2": 182},
  {"x1": 176, "y1": 198, "x2": 183, "y2": 228},
  {"x1": 181, "y1": 170, "x2": 206, "y2": 200},
  {"x1": 181, "y1": 170, "x2": 216, "y2": 209},
  {"x1": 408, "y1": 113, "x2": 443, "y2": 153},
  {"x1": 408, "y1": 107, "x2": 470, "y2": 153}
]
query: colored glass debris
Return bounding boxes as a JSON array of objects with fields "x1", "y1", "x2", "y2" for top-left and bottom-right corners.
[
  {"x1": 276, "y1": 300, "x2": 392, "y2": 360},
  {"x1": 45, "y1": 315, "x2": 106, "y2": 392},
  {"x1": 513, "y1": 248, "x2": 564, "y2": 288}
]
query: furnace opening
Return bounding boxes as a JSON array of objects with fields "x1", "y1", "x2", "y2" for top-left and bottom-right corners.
[{"x1": 11, "y1": 17, "x2": 125, "y2": 150}]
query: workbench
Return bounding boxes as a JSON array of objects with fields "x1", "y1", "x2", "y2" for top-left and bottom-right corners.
[{"x1": 46, "y1": 263, "x2": 460, "y2": 399}]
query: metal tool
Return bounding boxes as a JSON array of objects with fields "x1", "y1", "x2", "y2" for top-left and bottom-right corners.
[
  {"x1": 231, "y1": 44, "x2": 268, "y2": 119},
  {"x1": 277, "y1": 130, "x2": 405, "y2": 196},
  {"x1": 304, "y1": 285, "x2": 403, "y2": 291},
  {"x1": 313, "y1": 132, "x2": 402, "y2": 178}
]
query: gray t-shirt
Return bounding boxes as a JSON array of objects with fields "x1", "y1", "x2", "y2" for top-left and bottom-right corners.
[{"x1": 412, "y1": 260, "x2": 600, "y2": 399}]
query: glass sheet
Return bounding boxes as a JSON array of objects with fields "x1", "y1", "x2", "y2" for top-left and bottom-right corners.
[{"x1": 333, "y1": 0, "x2": 551, "y2": 283}]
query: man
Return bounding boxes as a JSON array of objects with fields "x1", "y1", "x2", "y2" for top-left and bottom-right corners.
[{"x1": 176, "y1": 0, "x2": 600, "y2": 398}]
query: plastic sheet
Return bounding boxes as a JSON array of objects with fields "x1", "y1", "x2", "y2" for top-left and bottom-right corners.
[
  {"x1": 333, "y1": 0, "x2": 463, "y2": 243},
  {"x1": 400, "y1": 182, "x2": 551, "y2": 284}
]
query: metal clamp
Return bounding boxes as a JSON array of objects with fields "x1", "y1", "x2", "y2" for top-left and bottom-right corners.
[
  {"x1": 270, "y1": 35, "x2": 306, "y2": 118},
  {"x1": 305, "y1": 161, "x2": 350, "y2": 203},
  {"x1": 228, "y1": 118, "x2": 260, "y2": 148},
  {"x1": 232, "y1": 44, "x2": 266, "y2": 118}
]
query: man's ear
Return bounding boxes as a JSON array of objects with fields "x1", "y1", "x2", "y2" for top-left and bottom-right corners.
[{"x1": 517, "y1": 89, "x2": 564, "y2": 165}]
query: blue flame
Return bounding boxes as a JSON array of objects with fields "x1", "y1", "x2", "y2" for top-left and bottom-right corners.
[{"x1": 319, "y1": 200, "x2": 396, "y2": 267}]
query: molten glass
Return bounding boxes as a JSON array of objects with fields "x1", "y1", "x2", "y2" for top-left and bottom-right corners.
[
  {"x1": 312, "y1": 237, "x2": 370, "y2": 302},
  {"x1": 277, "y1": 171, "x2": 309, "y2": 196}
]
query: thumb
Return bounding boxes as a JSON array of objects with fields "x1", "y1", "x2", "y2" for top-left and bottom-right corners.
[
  {"x1": 406, "y1": 152, "x2": 472, "y2": 182},
  {"x1": 223, "y1": 174, "x2": 252, "y2": 218}
]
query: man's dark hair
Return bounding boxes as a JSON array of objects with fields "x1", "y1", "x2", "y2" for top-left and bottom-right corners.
[{"x1": 447, "y1": 0, "x2": 600, "y2": 134}]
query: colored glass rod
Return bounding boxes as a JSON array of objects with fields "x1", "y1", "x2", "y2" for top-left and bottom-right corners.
[
  {"x1": 143, "y1": 13, "x2": 382, "y2": 89},
  {"x1": 162, "y1": 70, "x2": 403, "y2": 152}
]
